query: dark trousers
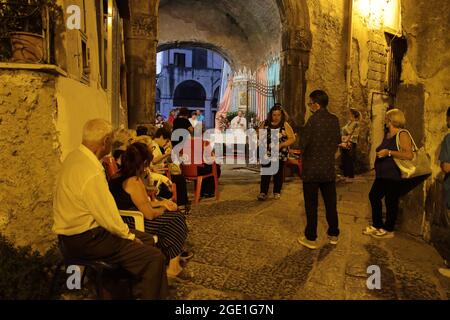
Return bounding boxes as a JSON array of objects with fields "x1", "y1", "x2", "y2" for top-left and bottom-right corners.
[
  {"x1": 341, "y1": 144, "x2": 356, "y2": 178},
  {"x1": 198, "y1": 164, "x2": 221, "y2": 196},
  {"x1": 260, "y1": 160, "x2": 285, "y2": 194},
  {"x1": 369, "y1": 178, "x2": 402, "y2": 232},
  {"x1": 171, "y1": 174, "x2": 188, "y2": 205},
  {"x1": 303, "y1": 181, "x2": 339, "y2": 241},
  {"x1": 59, "y1": 227, "x2": 168, "y2": 300}
]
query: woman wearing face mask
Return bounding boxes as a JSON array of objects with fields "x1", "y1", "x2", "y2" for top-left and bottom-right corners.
[
  {"x1": 257, "y1": 104, "x2": 296, "y2": 200},
  {"x1": 363, "y1": 109, "x2": 413, "y2": 239}
]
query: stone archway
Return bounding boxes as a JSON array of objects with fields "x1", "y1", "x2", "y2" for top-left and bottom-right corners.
[
  {"x1": 277, "y1": 0, "x2": 312, "y2": 130},
  {"x1": 124, "y1": 0, "x2": 311, "y2": 129},
  {"x1": 173, "y1": 80, "x2": 207, "y2": 109}
]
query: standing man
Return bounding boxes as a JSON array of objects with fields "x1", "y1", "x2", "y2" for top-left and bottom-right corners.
[
  {"x1": 53, "y1": 119, "x2": 168, "y2": 299},
  {"x1": 298, "y1": 90, "x2": 341, "y2": 249},
  {"x1": 438, "y1": 106, "x2": 450, "y2": 279},
  {"x1": 197, "y1": 110, "x2": 205, "y2": 123},
  {"x1": 230, "y1": 110, "x2": 247, "y2": 131}
]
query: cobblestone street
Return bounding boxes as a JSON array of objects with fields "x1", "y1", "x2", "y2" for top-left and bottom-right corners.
[{"x1": 169, "y1": 166, "x2": 450, "y2": 300}]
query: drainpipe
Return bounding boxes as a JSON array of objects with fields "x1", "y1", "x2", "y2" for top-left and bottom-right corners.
[{"x1": 346, "y1": 0, "x2": 354, "y2": 109}]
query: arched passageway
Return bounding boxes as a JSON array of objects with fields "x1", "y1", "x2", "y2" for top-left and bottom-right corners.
[
  {"x1": 173, "y1": 80, "x2": 207, "y2": 109},
  {"x1": 125, "y1": 0, "x2": 311, "y2": 130}
]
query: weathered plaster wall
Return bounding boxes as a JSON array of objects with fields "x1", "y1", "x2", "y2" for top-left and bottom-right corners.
[
  {"x1": 400, "y1": 0, "x2": 450, "y2": 253},
  {"x1": 55, "y1": 77, "x2": 110, "y2": 160},
  {"x1": 0, "y1": 70, "x2": 61, "y2": 252},
  {"x1": 305, "y1": 0, "x2": 347, "y2": 119},
  {"x1": 305, "y1": 0, "x2": 383, "y2": 173}
]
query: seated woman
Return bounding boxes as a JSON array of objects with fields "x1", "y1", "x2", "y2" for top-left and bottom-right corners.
[
  {"x1": 151, "y1": 128, "x2": 190, "y2": 210},
  {"x1": 108, "y1": 142, "x2": 188, "y2": 277}
]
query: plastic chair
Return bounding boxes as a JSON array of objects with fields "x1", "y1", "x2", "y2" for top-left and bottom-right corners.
[
  {"x1": 181, "y1": 162, "x2": 220, "y2": 205},
  {"x1": 103, "y1": 156, "x2": 119, "y2": 180},
  {"x1": 283, "y1": 149, "x2": 303, "y2": 182}
]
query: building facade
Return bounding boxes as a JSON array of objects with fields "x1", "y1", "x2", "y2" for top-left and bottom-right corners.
[{"x1": 156, "y1": 48, "x2": 224, "y2": 128}]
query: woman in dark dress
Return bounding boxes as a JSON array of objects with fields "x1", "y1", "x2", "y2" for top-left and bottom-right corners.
[{"x1": 109, "y1": 142, "x2": 188, "y2": 277}]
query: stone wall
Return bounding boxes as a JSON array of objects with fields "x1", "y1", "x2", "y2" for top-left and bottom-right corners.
[
  {"x1": 0, "y1": 70, "x2": 61, "y2": 252},
  {"x1": 305, "y1": 0, "x2": 390, "y2": 173},
  {"x1": 305, "y1": 0, "x2": 348, "y2": 118},
  {"x1": 400, "y1": 0, "x2": 450, "y2": 254}
]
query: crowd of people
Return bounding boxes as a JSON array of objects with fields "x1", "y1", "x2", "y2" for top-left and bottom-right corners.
[{"x1": 52, "y1": 89, "x2": 449, "y2": 300}]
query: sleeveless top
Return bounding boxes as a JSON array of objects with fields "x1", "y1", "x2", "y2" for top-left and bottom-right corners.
[
  {"x1": 263, "y1": 121, "x2": 289, "y2": 161},
  {"x1": 108, "y1": 175, "x2": 136, "y2": 210},
  {"x1": 374, "y1": 134, "x2": 401, "y2": 181}
]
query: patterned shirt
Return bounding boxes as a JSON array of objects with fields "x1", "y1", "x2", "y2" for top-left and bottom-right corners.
[
  {"x1": 262, "y1": 121, "x2": 290, "y2": 161},
  {"x1": 300, "y1": 108, "x2": 341, "y2": 182}
]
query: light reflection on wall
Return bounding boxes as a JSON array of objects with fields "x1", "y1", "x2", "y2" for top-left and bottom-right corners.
[{"x1": 356, "y1": 0, "x2": 401, "y2": 32}]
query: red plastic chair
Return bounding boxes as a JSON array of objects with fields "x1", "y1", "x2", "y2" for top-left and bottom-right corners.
[
  {"x1": 181, "y1": 138, "x2": 219, "y2": 205},
  {"x1": 283, "y1": 149, "x2": 303, "y2": 182},
  {"x1": 103, "y1": 156, "x2": 119, "y2": 180},
  {"x1": 182, "y1": 162, "x2": 219, "y2": 205}
]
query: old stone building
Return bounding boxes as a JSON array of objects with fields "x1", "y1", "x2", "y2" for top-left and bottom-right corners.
[
  {"x1": 0, "y1": 0, "x2": 449, "y2": 299},
  {"x1": 156, "y1": 47, "x2": 224, "y2": 128}
]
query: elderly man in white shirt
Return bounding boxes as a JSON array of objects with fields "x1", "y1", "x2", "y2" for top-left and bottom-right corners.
[{"x1": 53, "y1": 119, "x2": 167, "y2": 300}]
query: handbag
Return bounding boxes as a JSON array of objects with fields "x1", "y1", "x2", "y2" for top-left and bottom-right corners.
[{"x1": 393, "y1": 129, "x2": 431, "y2": 179}]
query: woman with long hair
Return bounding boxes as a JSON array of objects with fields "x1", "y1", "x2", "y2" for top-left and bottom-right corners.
[
  {"x1": 108, "y1": 142, "x2": 188, "y2": 277},
  {"x1": 257, "y1": 104, "x2": 296, "y2": 200}
]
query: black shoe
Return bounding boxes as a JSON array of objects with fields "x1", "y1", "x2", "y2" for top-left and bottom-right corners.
[{"x1": 201, "y1": 193, "x2": 214, "y2": 199}]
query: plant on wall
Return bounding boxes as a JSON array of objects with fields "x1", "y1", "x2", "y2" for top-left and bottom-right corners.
[{"x1": 0, "y1": 0, "x2": 63, "y2": 62}]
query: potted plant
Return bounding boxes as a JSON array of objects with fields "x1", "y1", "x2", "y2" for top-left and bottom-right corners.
[{"x1": 0, "y1": 0, "x2": 62, "y2": 63}]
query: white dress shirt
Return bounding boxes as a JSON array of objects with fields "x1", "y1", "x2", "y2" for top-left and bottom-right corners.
[{"x1": 53, "y1": 145, "x2": 135, "y2": 241}]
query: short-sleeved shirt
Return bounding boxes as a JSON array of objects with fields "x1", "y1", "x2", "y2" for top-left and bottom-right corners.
[{"x1": 439, "y1": 133, "x2": 450, "y2": 208}]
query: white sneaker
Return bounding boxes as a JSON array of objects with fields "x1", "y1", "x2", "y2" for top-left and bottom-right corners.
[
  {"x1": 362, "y1": 226, "x2": 379, "y2": 235},
  {"x1": 328, "y1": 236, "x2": 338, "y2": 245},
  {"x1": 273, "y1": 193, "x2": 281, "y2": 200},
  {"x1": 438, "y1": 268, "x2": 450, "y2": 278},
  {"x1": 297, "y1": 236, "x2": 319, "y2": 250},
  {"x1": 371, "y1": 228, "x2": 394, "y2": 239}
]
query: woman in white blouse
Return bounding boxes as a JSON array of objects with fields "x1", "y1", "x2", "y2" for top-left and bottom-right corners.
[{"x1": 338, "y1": 108, "x2": 361, "y2": 182}]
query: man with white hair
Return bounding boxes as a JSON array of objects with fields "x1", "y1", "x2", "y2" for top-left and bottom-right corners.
[{"x1": 53, "y1": 119, "x2": 167, "y2": 299}]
